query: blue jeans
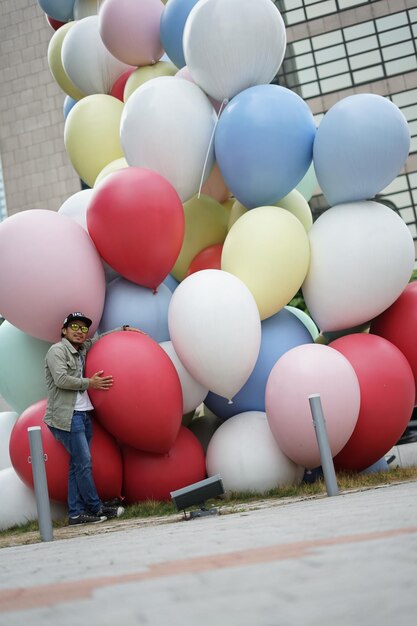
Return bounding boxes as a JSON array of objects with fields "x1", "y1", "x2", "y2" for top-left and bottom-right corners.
[{"x1": 49, "y1": 411, "x2": 102, "y2": 518}]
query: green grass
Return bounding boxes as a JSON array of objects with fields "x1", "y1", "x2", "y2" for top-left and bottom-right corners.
[{"x1": 2, "y1": 467, "x2": 416, "y2": 543}]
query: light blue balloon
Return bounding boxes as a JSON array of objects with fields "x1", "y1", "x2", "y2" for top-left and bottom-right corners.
[
  {"x1": 204, "y1": 308, "x2": 313, "y2": 420},
  {"x1": 99, "y1": 278, "x2": 172, "y2": 343},
  {"x1": 214, "y1": 84, "x2": 316, "y2": 209},
  {"x1": 0, "y1": 322, "x2": 51, "y2": 414},
  {"x1": 38, "y1": 0, "x2": 75, "y2": 22},
  {"x1": 313, "y1": 94, "x2": 410, "y2": 206},
  {"x1": 63, "y1": 96, "x2": 77, "y2": 120},
  {"x1": 160, "y1": 0, "x2": 199, "y2": 69},
  {"x1": 163, "y1": 273, "x2": 179, "y2": 293}
]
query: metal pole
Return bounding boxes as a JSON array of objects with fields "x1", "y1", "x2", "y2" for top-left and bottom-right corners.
[
  {"x1": 308, "y1": 394, "x2": 339, "y2": 497},
  {"x1": 28, "y1": 426, "x2": 54, "y2": 542}
]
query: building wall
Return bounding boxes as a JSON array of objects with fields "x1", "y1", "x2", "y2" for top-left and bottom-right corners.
[{"x1": 0, "y1": 0, "x2": 80, "y2": 219}]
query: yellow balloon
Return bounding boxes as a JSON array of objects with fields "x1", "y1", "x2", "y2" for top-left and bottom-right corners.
[
  {"x1": 275, "y1": 189, "x2": 313, "y2": 232},
  {"x1": 47, "y1": 22, "x2": 85, "y2": 101},
  {"x1": 228, "y1": 199, "x2": 248, "y2": 231},
  {"x1": 64, "y1": 95, "x2": 124, "y2": 188},
  {"x1": 94, "y1": 158, "x2": 129, "y2": 187},
  {"x1": 171, "y1": 194, "x2": 229, "y2": 281},
  {"x1": 124, "y1": 62, "x2": 178, "y2": 101},
  {"x1": 221, "y1": 206, "x2": 310, "y2": 320}
]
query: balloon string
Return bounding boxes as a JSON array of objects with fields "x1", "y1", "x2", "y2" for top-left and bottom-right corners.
[{"x1": 197, "y1": 98, "x2": 228, "y2": 199}]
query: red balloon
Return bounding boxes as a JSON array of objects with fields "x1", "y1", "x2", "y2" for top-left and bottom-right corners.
[
  {"x1": 122, "y1": 427, "x2": 206, "y2": 502},
  {"x1": 186, "y1": 244, "x2": 223, "y2": 276},
  {"x1": 110, "y1": 69, "x2": 136, "y2": 101},
  {"x1": 46, "y1": 15, "x2": 66, "y2": 30},
  {"x1": 330, "y1": 334, "x2": 415, "y2": 472},
  {"x1": 86, "y1": 331, "x2": 182, "y2": 453},
  {"x1": 9, "y1": 399, "x2": 123, "y2": 503},
  {"x1": 87, "y1": 167, "x2": 185, "y2": 290},
  {"x1": 371, "y1": 282, "x2": 417, "y2": 404}
]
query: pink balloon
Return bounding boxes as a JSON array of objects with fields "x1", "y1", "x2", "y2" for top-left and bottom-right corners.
[
  {"x1": 99, "y1": 0, "x2": 164, "y2": 66},
  {"x1": 176, "y1": 67, "x2": 223, "y2": 114},
  {"x1": 0, "y1": 210, "x2": 105, "y2": 342},
  {"x1": 201, "y1": 163, "x2": 230, "y2": 203},
  {"x1": 265, "y1": 343, "x2": 360, "y2": 468}
]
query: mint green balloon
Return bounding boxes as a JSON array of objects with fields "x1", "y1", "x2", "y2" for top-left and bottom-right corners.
[
  {"x1": 0, "y1": 322, "x2": 51, "y2": 414},
  {"x1": 296, "y1": 162, "x2": 318, "y2": 202},
  {"x1": 285, "y1": 306, "x2": 319, "y2": 340}
]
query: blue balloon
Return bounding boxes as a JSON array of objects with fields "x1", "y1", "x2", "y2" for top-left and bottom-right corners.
[
  {"x1": 160, "y1": 0, "x2": 199, "y2": 69},
  {"x1": 163, "y1": 273, "x2": 179, "y2": 293},
  {"x1": 313, "y1": 94, "x2": 410, "y2": 206},
  {"x1": 38, "y1": 0, "x2": 75, "y2": 22},
  {"x1": 99, "y1": 278, "x2": 172, "y2": 343},
  {"x1": 214, "y1": 84, "x2": 316, "y2": 209},
  {"x1": 204, "y1": 308, "x2": 313, "y2": 419},
  {"x1": 63, "y1": 96, "x2": 77, "y2": 120}
]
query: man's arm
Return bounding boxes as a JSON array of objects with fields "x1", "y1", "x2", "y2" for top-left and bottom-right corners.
[{"x1": 46, "y1": 346, "x2": 89, "y2": 391}]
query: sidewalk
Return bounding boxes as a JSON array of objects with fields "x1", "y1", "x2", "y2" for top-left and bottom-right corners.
[{"x1": 1, "y1": 481, "x2": 417, "y2": 626}]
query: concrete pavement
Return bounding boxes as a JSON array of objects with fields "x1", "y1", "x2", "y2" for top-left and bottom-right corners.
[{"x1": 1, "y1": 481, "x2": 417, "y2": 626}]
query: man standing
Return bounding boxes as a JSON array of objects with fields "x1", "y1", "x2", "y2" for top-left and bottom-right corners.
[{"x1": 44, "y1": 312, "x2": 130, "y2": 526}]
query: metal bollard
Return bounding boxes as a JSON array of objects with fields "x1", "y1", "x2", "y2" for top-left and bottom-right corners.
[
  {"x1": 308, "y1": 394, "x2": 339, "y2": 497},
  {"x1": 28, "y1": 426, "x2": 54, "y2": 542}
]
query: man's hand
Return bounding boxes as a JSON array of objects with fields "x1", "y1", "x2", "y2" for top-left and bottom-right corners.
[{"x1": 89, "y1": 370, "x2": 113, "y2": 389}]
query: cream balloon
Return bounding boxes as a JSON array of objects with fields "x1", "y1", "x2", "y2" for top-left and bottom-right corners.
[
  {"x1": 47, "y1": 22, "x2": 85, "y2": 101},
  {"x1": 168, "y1": 270, "x2": 261, "y2": 400},
  {"x1": 206, "y1": 411, "x2": 304, "y2": 494},
  {"x1": 222, "y1": 206, "x2": 310, "y2": 320},
  {"x1": 302, "y1": 201, "x2": 415, "y2": 332},
  {"x1": 62, "y1": 16, "x2": 134, "y2": 95},
  {"x1": 73, "y1": 0, "x2": 98, "y2": 19},
  {"x1": 160, "y1": 341, "x2": 209, "y2": 414},
  {"x1": 58, "y1": 189, "x2": 95, "y2": 231},
  {"x1": 124, "y1": 62, "x2": 177, "y2": 101},
  {"x1": 275, "y1": 189, "x2": 313, "y2": 232},
  {"x1": 171, "y1": 194, "x2": 229, "y2": 281},
  {"x1": 227, "y1": 199, "x2": 248, "y2": 231},
  {"x1": 183, "y1": 0, "x2": 286, "y2": 102},
  {"x1": 121, "y1": 76, "x2": 217, "y2": 202},
  {"x1": 94, "y1": 158, "x2": 129, "y2": 187},
  {"x1": 64, "y1": 94, "x2": 124, "y2": 188}
]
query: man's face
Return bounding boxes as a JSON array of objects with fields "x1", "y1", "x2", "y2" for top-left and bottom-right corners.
[{"x1": 62, "y1": 320, "x2": 89, "y2": 347}]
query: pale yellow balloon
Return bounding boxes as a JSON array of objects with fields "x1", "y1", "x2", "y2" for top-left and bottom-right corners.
[
  {"x1": 171, "y1": 194, "x2": 229, "y2": 281},
  {"x1": 221, "y1": 206, "x2": 310, "y2": 320},
  {"x1": 274, "y1": 189, "x2": 313, "y2": 232},
  {"x1": 64, "y1": 95, "x2": 124, "y2": 188},
  {"x1": 47, "y1": 22, "x2": 85, "y2": 101},
  {"x1": 94, "y1": 157, "x2": 129, "y2": 187},
  {"x1": 227, "y1": 199, "x2": 248, "y2": 231},
  {"x1": 124, "y1": 62, "x2": 178, "y2": 101}
]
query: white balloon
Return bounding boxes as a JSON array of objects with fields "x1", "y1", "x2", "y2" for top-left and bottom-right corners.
[
  {"x1": 183, "y1": 0, "x2": 286, "y2": 102},
  {"x1": 58, "y1": 189, "x2": 94, "y2": 231},
  {"x1": 206, "y1": 411, "x2": 304, "y2": 493},
  {"x1": 0, "y1": 412, "x2": 18, "y2": 470},
  {"x1": 168, "y1": 269, "x2": 261, "y2": 400},
  {"x1": 73, "y1": 0, "x2": 98, "y2": 20},
  {"x1": 120, "y1": 76, "x2": 217, "y2": 202},
  {"x1": 160, "y1": 341, "x2": 209, "y2": 414},
  {"x1": 0, "y1": 467, "x2": 66, "y2": 531},
  {"x1": 62, "y1": 16, "x2": 134, "y2": 95},
  {"x1": 302, "y1": 201, "x2": 415, "y2": 332}
]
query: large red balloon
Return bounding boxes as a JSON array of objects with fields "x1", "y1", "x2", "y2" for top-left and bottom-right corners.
[
  {"x1": 122, "y1": 427, "x2": 206, "y2": 502},
  {"x1": 330, "y1": 334, "x2": 415, "y2": 472},
  {"x1": 110, "y1": 69, "x2": 135, "y2": 101},
  {"x1": 86, "y1": 331, "x2": 183, "y2": 453},
  {"x1": 186, "y1": 244, "x2": 223, "y2": 276},
  {"x1": 9, "y1": 399, "x2": 123, "y2": 503},
  {"x1": 46, "y1": 15, "x2": 66, "y2": 30},
  {"x1": 87, "y1": 167, "x2": 185, "y2": 290},
  {"x1": 371, "y1": 282, "x2": 417, "y2": 404}
]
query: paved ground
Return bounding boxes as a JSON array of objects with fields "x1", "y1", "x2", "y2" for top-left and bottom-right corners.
[{"x1": 0, "y1": 481, "x2": 416, "y2": 626}]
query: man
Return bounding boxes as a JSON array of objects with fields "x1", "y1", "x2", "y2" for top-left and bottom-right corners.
[{"x1": 44, "y1": 312, "x2": 134, "y2": 526}]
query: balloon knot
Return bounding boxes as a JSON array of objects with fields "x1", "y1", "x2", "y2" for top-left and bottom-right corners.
[{"x1": 228, "y1": 398, "x2": 233, "y2": 405}]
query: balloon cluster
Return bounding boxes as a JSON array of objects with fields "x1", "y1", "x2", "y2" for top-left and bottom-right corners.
[{"x1": 0, "y1": 0, "x2": 416, "y2": 529}]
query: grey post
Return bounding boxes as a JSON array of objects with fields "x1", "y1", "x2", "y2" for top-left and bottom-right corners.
[
  {"x1": 28, "y1": 426, "x2": 54, "y2": 542},
  {"x1": 308, "y1": 394, "x2": 339, "y2": 497}
]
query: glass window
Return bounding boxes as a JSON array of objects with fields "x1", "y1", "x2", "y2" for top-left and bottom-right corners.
[
  {"x1": 338, "y1": 0, "x2": 369, "y2": 8},
  {"x1": 376, "y1": 12, "x2": 408, "y2": 32},
  {"x1": 350, "y1": 50, "x2": 382, "y2": 70},
  {"x1": 312, "y1": 30, "x2": 343, "y2": 50},
  {"x1": 307, "y1": 1, "x2": 336, "y2": 20},
  {"x1": 389, "y1": 191, "x2": 412, "y2": 209},
  {"x1": 318, "y1": 58, "x2": 349, "y2": 79},
  {"x1": 293, "y1": 52, "x2": 315, "y2": 70},
  {"x1": 321, "y1": 73, "x2": 352, "y2": 92},
  {"x1": 399, "y1": 207, "x2": 415, "y2": 223},
  {"x1": 315, "y1": 44, "x2": 346, "y2": 64},
  {"x1": 386, "y1": 56, "x2": 417, "y2": 75},
  {"x1": 381, "y1": 177, "x2": 408, "y2": 194},
  {"x1": 383, "y1": 41, "x2": 415, "y2": 61},
  {"x1": 297, "y1": 67, "x2": 319, "y2": 83},
  {"x1": 292, "y1": 39, "x2": 312, "y2": 55},
  {"x1": 344, "y1": 21, "x2": 375, "y2": 41},
  {"x1": 285, "y1": 9, "x2": 306, "y2": 25},
  {"x1": 391, "y1": 89, "x2": 417, "y2": 107},
  {"x1": 411, "y1": 136, "x2": 417, "y2": 153},
  {"x1": 347, "y1": 35, "x2": 378, "y2": 56},
  {"x1": 379, "y1": 26, "x2": 411, "y2": 47},
  {"x1": 301, "y1": 82, "x2": 321, "y2": 98},
  {"x1": 352, "y1": 65, "x2": 384, "y2": 82}
]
